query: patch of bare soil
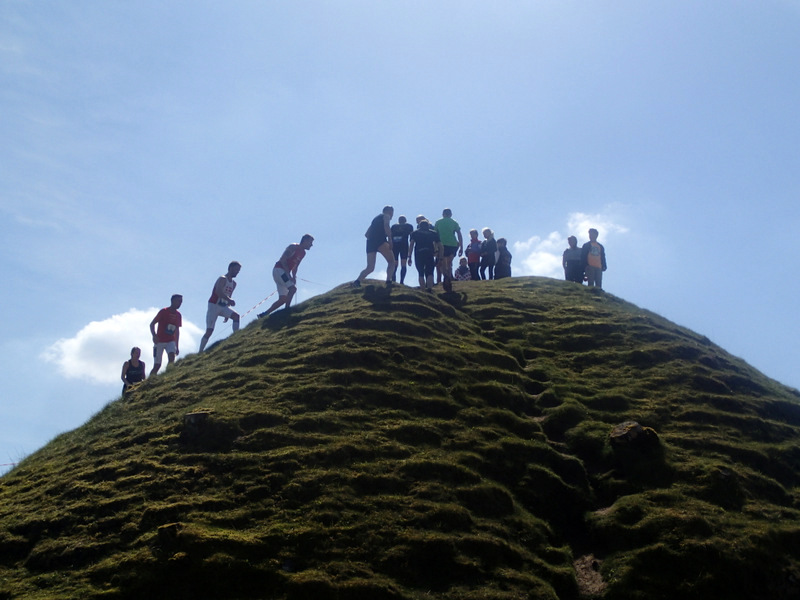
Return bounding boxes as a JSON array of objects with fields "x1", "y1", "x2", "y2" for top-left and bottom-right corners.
[{"x1": 574, "y1": 554, "x2": 607, "y2": 598}]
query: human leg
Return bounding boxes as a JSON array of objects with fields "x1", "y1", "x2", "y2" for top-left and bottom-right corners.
[
  {"x1": 198, "y1": 327, "x2": 214, "y2": 353},
  {"x1": 150, "y1": 344, "x2": 165, "y2": 376},
  {"x1": 377, "y1": 243, "x2": 396, "y2": 283},
  {"x1": 469, "y1": 262, "x2": 479, "y2": 281},
  {"x1": 356, "y1": 252, "x2": 378, "y2": 283}
]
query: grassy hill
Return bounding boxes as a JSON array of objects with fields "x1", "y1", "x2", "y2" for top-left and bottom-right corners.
[{"x1": 2, "y1": 277, "x2": 800, "y2": 599}]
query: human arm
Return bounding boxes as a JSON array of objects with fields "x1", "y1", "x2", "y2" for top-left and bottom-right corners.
[
  {"x1": 121, "y1": 361, "x2": 129, "y2": 384},
  {"x1": 456, "y1": 230, "x2": 463, "y2": 257},
  {"x1": 384, "y1": 215, "x2": 393, "y2": 248},
  {"x1": 149, "y1": 313, "x2": 159, "y2": 342},
  {"x1": 407, "y1": 239, "x2": 415, "y2": 265},
  {"x1": 175, "y1": 327, "x2": 180, "y2": 356}
]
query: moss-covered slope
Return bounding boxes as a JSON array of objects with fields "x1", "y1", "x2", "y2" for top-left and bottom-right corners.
[{"x1": 2, "y1": 277, "x2": 799, "y2": 599}]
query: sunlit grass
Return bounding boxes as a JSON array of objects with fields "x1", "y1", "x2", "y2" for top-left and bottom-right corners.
[{"x1": 1, "y1": 277, "x2": 799, "y2": 599}]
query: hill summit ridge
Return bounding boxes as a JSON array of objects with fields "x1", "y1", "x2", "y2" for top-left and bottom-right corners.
[{"x1": 2, "y1": 277, "x2": 800, "y2": 600}]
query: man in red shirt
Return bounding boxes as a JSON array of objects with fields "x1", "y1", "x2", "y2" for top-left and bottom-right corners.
[
  {"x1": 259, "y1": 234, "x2": 314, "y2": 318},
  {"x1": 149, "y1": 294, "x2": 183, "y2": 376}
]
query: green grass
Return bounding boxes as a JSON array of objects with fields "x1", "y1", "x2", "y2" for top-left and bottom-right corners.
[{"x1": 1, "y1": 277, "x2": 800, "y2": 599}]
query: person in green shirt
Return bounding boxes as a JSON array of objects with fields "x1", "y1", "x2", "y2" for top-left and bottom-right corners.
[{"x1": 434, "y1": 208, "x2": 463, "y2": 292}]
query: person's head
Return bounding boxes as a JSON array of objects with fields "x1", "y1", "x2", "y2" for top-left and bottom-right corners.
[
  {"x1": 383, "y1": 205, "x2": 394, "y2": 217},
  {"x1": 300, "y1": 234, "x2": 315, "y2": 250},
  {"x1": 419, "y1": 219, "x2": 431, "y2": 231},
  {"x1": 588, "y1": 228, "x2": 599, "y2": 241},
  {"x1": 442, "y1": 208, "x2": 452, "y2": 218},
  {"x1": 470, "y1": 228, "x2": 479, "y2": 239},
  {"x1": 227, "y1": 261, "x2": 242, "y2": 277},
  {"x1": 497, "y1": 238, "x2": 507, "y2": 248},
  {"x1": 567, "y1": 235, "x2": 577, "y2": 248},
  {"x1": 130, "y1": 347, "x2": 141, "y2": 359},
  {"x1": 416, "y1": 214, "x2": 426, "y2": 225},
  {"x1": 482, "y1": 228, "x2": 493, "y2": 239},
  {"x1": 170, "y1": 294, "x2": 183, "y2": 309},
  {"x1": 398, "y1": 216, "x2": 407, "y2": 224},
  {"x1": 459, "y1": 257, "x2": 468, "y2": 267}
]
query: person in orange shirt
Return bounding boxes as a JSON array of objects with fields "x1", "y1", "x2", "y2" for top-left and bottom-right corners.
[{"x1": 581, "y1": 228, "x2": 607, "y2": 289}]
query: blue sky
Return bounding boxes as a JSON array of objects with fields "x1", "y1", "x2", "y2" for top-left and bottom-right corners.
[{"x1": 2, "y1": 1, "x2": 800, "y2": 473}]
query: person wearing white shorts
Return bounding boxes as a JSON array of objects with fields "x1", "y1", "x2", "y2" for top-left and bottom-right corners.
[
  {"x1": 149, "y1": 294, "x2": 183, "y2": 376},
  {"x1": 198, "y1": 261, "x2": 241, "y2": 352},
  {"x1": 258, "y1": 234, "x2": 314, "y2": 318}
]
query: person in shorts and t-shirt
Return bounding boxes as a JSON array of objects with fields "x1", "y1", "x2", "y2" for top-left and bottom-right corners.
[
  {"x1": 149, "y1": 294, "x2": 182, "y2": 376},
  {"x1": 198, "y1": 261, "x2": 241, "y2": 352},
  {"x1": 353, "y1": 206, "x2": 396, "y2": 289},
  {"x1": 390, "y1": 216, "x2": 414, "y2": 284},
  {"x1": 408, "y1": 220, "x2": 441, "y2": 292},
  {"x1": 259, "y1": 234, "x2": 315, "y2": 318},
  {"x1": 434, "y1": 208, "x2": 463, "y2": 292}
]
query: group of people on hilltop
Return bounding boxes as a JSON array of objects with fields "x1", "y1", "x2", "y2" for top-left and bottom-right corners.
[
  {"x1": 120, "y1": 235, "x2": 316, "y2": 394},
  {"x1": 120, "y1": 210, "x2": 609, "y2": 394},
  {"x1": 352, "y1": 206, "x2": 513, "y2": 293},
  {"x1": 562, "y1": 228, "x2": 608, "y2": 289}
]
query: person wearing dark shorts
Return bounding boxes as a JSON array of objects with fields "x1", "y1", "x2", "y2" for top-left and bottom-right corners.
[
  {"x1": 390, "y1": 216, "x2": 414, "y2": 284},
  {"x1": 354, "y1": 206, "x2": 396, "y2": 288},
  {"x1": 434, "y1": 208, "x2": 463, "y2": 292},
  {"x1": 408, "y1": 220, "x2": 441, "y2": 292}
]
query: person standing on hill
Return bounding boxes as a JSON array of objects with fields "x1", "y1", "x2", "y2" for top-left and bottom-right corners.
[
  {"x1": 390, "y1": 215, "x2": 414, "y2": 285},
  {"x1": 581, "y1": 228, "x2": 607, "y2": 289},
  {"x1": 259, "y1": 234, "x2": 315, "y2": 317},
  {"x1": 149, "y1": 294, "x2": 182, "y2": 376},
  {"x1": 121, "y1": 347, "x2": 145, "y2": 394},
  {"x1": 434, "y1": 208, "x2": 463, "y2": 292},
  {"x1": 353, "y1": 206, "x2": 395, "y2": 289},
  {"x1": 479, "y1": 228, "x2": 497, "y2": 280},
  {"x1": 408, "y1": 219, "x2": 441, "y2": 292},
  {"x1": 198, "y1": 261, "x2": 241, "y2": 352},
  {"x1": 562, "y1": 236, "x2": 584, "y2": 284},
  {"x1": 465, "y1": 228, "x2": 482, "y2": 281},
  {"x1": 495, "y1": 238, "x2": 513, "y2": 279}
]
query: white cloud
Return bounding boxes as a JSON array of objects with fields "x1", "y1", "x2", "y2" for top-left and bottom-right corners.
[
  {"x1": 513, "y1": 208, "x2": 629, "y2": 279},
  {"x1": 567, "y1": 210, "x2": 629, "y2": 239},
  {"x1": 41, "y1": 308, "x2": 204, "y2": 384}
]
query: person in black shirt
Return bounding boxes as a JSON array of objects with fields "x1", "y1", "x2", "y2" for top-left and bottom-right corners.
[
  {"x1": 121, "y1": 347, "x2": 146, "y2": 395},
  {"x1": 408, "y1": 220, "x2": 441, "y2": 292},
  {"x1": 390, "y1": 216, "x2": 414, "y2": 284},
  {"x1": 353, "y1": 206, "x2": 395, "y2": 288}
]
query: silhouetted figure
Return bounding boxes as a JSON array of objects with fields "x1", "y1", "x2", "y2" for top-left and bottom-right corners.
[
  {"x1": 581, "y1": 228, "x2": 607, "y2": 289},
  {"x1": 495, "y1": 238, "x2": 512, "y2": 279},
  {"x1": 562, "y1": 236, "x2": 584, "y2": 284},
  {"x1": 390, "y1": 216, "x2": 414, "y2": 284},
  {"x1": 479, "y1": 228, "x2": 497, "y2": 280},
  {"x1": 354, "y1": 206, "x2": 395, "y2": 289}
]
